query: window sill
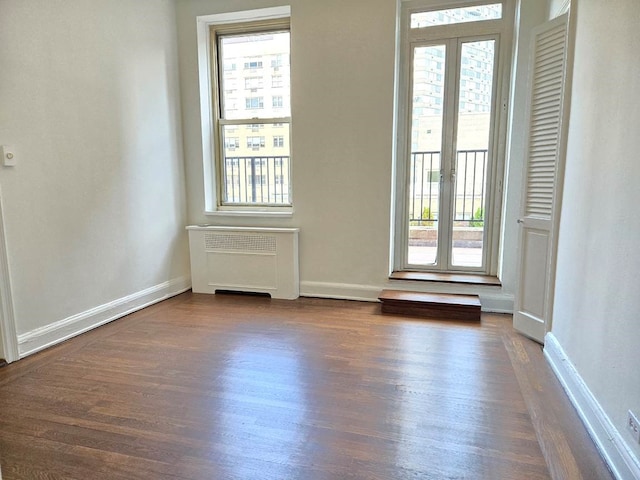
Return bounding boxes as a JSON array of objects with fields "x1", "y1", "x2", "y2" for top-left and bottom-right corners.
[
  {"x1": 205, "y1": 208, "x2": 293, "y2": 218},
  {"x1": 390, "y1": 271, "x2": 501, "y2": 287}
]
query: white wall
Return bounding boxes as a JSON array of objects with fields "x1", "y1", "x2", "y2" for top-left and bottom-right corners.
[
  {"x1": 177, "y1": 0, "x2": 397, "y2": 298},
  {"x1": 176, "y1": 0, "x2": 535, "y2": 305},
  {"x1": 551, "y1": 0, "x2": 640, "y2": 463},
  {"x1": 0, "y1": 0, "x2": 190, "y2": 354}
]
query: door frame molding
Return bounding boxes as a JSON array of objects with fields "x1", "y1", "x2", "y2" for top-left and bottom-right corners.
[
  {"x1": 542, "y1": 4, "x2": 576, "y2": 336},
  {"x1": 0, "y1": 188, "x2": 18, "y2": 363}
]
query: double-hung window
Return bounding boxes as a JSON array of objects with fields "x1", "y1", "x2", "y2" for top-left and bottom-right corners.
[{"x1": 198, "y1": 8, "x2": 292, "y2": 211}]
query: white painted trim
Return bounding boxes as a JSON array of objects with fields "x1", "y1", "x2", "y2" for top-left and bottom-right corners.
[
  {"x1": 0, "y1": 191, "x2": 18, "y2": 363},
  {"x1": 196, "y1": 6, "x2": 291, "y2": 26},
  {"x1": 196, "y1": 15, "x2": 216, "y2": 212},
  {"x1": 205, "y1": 209, "x2": 294, "y2": 218},
  {"x1": 551, "y1": 0, "x2": 571, "y2": 18},
  {"x1": 478, "y1": 292, "x2": 513, "y2": 313},
  {"x1": 300, "y1": 280, "x2": 513, "y2": 312},
  {"x1": 300, "y1": 281, "x2": 381, "y2": 302},
  {"x1": 544, "y1": 333, "x2": 640, "y2": 480},
  {"x1": 17, "y1": 276, "x2": 192, "y2": 358},
  {"x1": 186, "y1": 225, "x2": 299, "y2": 233}
]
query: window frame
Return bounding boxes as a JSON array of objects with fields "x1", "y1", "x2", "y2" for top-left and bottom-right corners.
[{"x1": 196, "y1": 7, "x2": 293, "y2": 216}]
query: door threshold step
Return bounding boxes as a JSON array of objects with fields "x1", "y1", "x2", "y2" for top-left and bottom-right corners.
[
  {"x1": 378, "y1": 290, "x2": 481, "y2": 322},
  {"x1": 390, "y1": 271, "x2": 501, "y2": 286}
]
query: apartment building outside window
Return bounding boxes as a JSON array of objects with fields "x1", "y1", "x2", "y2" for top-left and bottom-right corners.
[
  {"x1": 245, "y1": 77, "x2": 263, "y2": 89},
  {"x1": 224, "y1": 137, "x2": 239, "y2": 149}
]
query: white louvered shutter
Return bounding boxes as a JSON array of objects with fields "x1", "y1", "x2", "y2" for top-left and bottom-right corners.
[
  {"x1": 524, "y1": 19, "x2": 568, "y2": 218},
  {"x1": 514, "y1": 13, "x2": 570, "y2": 344}
]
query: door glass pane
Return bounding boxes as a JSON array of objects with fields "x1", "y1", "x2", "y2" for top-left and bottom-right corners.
[
  {"x1": 407, "y1": 45, "x2": 446, "y2": 266},
  {"x1": 452, "y1": 40, "x2": 495, "y2": 267}
]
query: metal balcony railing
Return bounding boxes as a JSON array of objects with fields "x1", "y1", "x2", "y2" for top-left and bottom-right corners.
[
  {"x1": 221, "y1": 151, "x2": 487, "y2": 215},
  {"x1": 410, "y1": 149, "x2": 488, "y2": 227},
  {"x1": 222, "y1": 156, "x2": 291, "y2": 205}
]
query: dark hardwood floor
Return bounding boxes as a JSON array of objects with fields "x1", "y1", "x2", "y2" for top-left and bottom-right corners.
[{"x1": 0, "y1": 292, "x2": 613, "y2": 479}]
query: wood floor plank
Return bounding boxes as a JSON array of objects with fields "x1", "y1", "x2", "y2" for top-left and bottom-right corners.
[
  {"x1": 502, "y1": 329, "x2": 616, "y2": 480},
  {"x1": 0, "y1": 292, "x2": 612, "y2": 479}
]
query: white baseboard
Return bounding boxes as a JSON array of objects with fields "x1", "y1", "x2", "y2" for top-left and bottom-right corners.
[
  {"x1": 478, "y1": 293, "x2": 514, "y2": 313},
  {"x1": 18, "y1": 276, "x2": 192, "y2": 358},
  {"x1": 544, "y1": 333, "x2": 640, "y2": 480},
  {"x1": 299, "y1": 280, "x2": 514, "y2": 313},
  {"x1": 299, "y1": 281, "x2": 380, "y2": 302},
  {"x1": 0, "y1": 191, "x2": 19, "y2": 363}
]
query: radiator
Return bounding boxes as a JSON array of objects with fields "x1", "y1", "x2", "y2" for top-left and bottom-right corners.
[{"x1": 186, "y1": 226, "x2": 299, "y2": 300}]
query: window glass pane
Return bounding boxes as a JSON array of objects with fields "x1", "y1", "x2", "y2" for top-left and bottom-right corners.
[
  {"x1": 408, "y1": 45, "x2": 446, "y2": 266},
  {"x1": 221, "y1": 123, "x2": 291, "y2": 205},
  {"x1": 411, "y1": 4, "x2": 502, "y2": 28},
  {"x1": 219, "y1": 31, "x2": 290, "y2": 120},
  {"x1": 452, "y1": 40, "x2": 495, "y2": 267}
]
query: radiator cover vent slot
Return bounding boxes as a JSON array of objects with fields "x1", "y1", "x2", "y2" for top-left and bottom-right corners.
[{"x1": 205, "y1": 233, "x2": 276, "y2": 253}]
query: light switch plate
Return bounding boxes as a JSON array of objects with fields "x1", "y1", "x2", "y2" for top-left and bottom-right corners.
[{"x1": 1, "y1": 146, "x2": 16, "y2": 167}]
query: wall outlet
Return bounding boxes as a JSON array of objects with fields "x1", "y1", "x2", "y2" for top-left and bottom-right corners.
[
  {"x1": 0, "y1": 146, "x2": 16, "y2": 167},
  {"x1": 628, "y1": 410, "x2": 640, "y2": 444}
]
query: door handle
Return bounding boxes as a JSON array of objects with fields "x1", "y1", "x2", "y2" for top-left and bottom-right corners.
[{"x1": 517, "y1": 218, "x2": 524, "y2": 224}]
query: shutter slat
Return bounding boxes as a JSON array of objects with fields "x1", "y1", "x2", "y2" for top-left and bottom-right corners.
[{"x1": 524, "y1": 18, "x2": 567, "y2": 219}]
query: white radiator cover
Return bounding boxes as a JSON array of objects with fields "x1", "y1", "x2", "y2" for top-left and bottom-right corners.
[{"x1": 186, "y1": 226, "x2": 299, "y2": 300}]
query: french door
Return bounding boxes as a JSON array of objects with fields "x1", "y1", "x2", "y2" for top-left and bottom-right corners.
[{"x1": 402, "y1": 35, "x2": 500, "y2": 273}]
